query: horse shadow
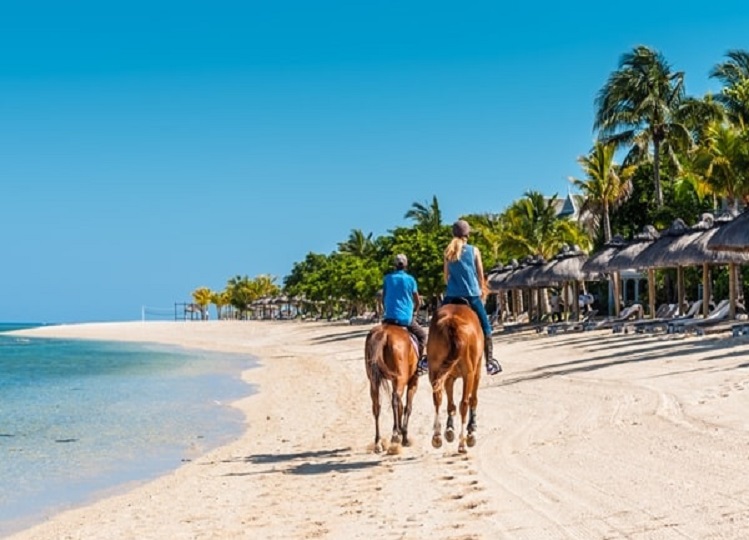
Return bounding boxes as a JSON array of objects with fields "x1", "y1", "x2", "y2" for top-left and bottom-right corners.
[{"x1": 222, "y1": 447, "x2": 379, "y2": 476}]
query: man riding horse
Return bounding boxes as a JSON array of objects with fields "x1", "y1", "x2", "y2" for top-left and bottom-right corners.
[{"x1": 381, "y1": 253, "x2": 427, "y2": 362}]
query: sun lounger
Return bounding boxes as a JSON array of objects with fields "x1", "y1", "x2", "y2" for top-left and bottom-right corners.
[
  {"x1": 546, "y1": 309, "x2": 598, "y2": 335},
  {"x1": 588, "y1": 304, "x2": 643, "y2": 333},
  {"x1": 633, "y1": 301, "x2": 703, "y2": 334},
  {"x1": 667, "y1": 299, "x2": 731, "y2": 335}
]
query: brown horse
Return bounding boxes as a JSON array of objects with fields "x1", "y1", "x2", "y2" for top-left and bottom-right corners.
[
  {"x1": 427, "y1": 303, "x2": 482, "y2": 453},
  {"x1": 365, "y1": 323, "x2": 420, "y2": 453}
]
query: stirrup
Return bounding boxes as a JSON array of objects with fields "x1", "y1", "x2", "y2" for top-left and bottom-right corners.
[
  {"x1": 416, "y1": 356, "x2": 428, "y2": 377},
  {"x1": 486, "y1": 359, "x2": 502, "y2": 375}
]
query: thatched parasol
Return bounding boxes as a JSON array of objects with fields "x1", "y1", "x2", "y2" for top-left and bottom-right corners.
[
  {"x1": 706, "y1": 208, "x2": 749, "y2": 252},
  {"x1": 670, "y1": 212, "x2": 749, "y2": 318},
  {"x1": 487, "y1": 260, "x2": 518, "y2": 291},
  {"x1": 606, "y1": 225, "x2": 660, "y2": 317},
  {"x1": 631, "y1": 219, "x2": 690, "y2": 270},
  {"x1": 607, "y1": 226, "x2": 661, "y2": 271},
  {"x1": 581, "y1": 235, "x2": 626, "y2": 274}
]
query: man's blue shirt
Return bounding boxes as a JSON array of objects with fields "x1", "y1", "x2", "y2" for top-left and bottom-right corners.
[{"x1": 382, "y1": 270, "x2": 418, "y2": 325}]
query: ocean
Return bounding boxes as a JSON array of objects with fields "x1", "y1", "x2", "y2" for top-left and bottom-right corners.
[{"x1": 0, "y1": 324, "x2": 255, "y2": 536}]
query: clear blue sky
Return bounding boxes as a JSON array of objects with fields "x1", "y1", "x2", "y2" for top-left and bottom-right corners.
[{"x1": 3, "y1": 1, "x2": 748, "y2": 323}]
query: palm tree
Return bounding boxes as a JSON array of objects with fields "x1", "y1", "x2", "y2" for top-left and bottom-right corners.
[
  {"x1": 710, "y1": 49, "x2": 749, "y2": 126},
  {"x1": 500, "y1": 191, "x2": 590, "y2": 260},
  {"x1": 191, "y1": 287, "x2": 213, "y2": 320},
  {"x1": 337, "y1": 229, "x2": 375, "y2": 258},
  {"x1": 570, "y1": 141, "x2": 635, "y2": 243},
  {"x1": 404, "y1": 195, "x2": 442, "y2": 232},
  {"x1": 693, "y1": 121, "x2": 749, "y2": 211},
  {"x1": 595, "y1": 46, "x2": 691, "y2": 207}
]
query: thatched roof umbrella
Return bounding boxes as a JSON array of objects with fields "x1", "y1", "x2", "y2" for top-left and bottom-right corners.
[
  {"x1": 487, "y1": 260, "x2": 521, "y2": 321},
  {"x1": 632, "y1": 219, "x2": 692, "y2": 316},
  {"x1": 606, "y1": 225, "x2": 660, "y2": 316},
  {"x1": 487, "y1": 260, "x2": 518, "y2": 291},
  {"x1": 671, "y1": 212, "x2": 749, "y2": 318},
  {"x1": 707, "y1": 209, "x2": 749, "y2": 252},
  {"x1": 581, "y1": 235, "x2": 627, "y2": 275},
  {"x1": 546, "y1": 245, "x2": 591, "y2": 320},
  {"x1": 502, "y1": 256, "x2": 549, "y2": 322}
]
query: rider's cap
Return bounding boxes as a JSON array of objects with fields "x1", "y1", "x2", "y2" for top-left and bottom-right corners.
[
  {"x1": 452, "y1": 219, "x2": 471, "y2": 238},
  {"x1": 394, "y1": 253, "x2": 408, "y2": 268}
]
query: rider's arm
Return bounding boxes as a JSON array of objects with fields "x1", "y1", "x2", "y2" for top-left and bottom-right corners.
[{"x1": 473, "y1": 246, "x2": 488, "y2": 300}]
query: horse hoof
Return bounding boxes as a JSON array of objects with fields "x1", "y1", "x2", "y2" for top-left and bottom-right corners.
[
  {"x1": 402, "y1": 437, "x2": 411, "y2": 447},
  {"x1": 467, "y1": 433, "x2": 476, "y2": 447},
  {"x1": 432, "y1": 434, "x2": 443, "y2": 448},
  {"x1": 374, "y1": 442, "x2": 383, "y2": 454},
  {"x1": 458, "y1": 443, "x2": 468, "y2": 454},
  {"x1": 445, "y1": 428, "x2": 455, "y2": 443}
]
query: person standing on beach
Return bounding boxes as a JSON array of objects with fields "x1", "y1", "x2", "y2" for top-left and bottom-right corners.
[
  {"x1": 425, "y1": 219, "x2": 501, "y2": 376},
  {"x1": 381, "y1": 253, "x2": 428, "y2": 374}
]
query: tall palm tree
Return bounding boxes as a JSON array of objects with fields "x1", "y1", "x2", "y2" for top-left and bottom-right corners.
[
  {"x1": 337, "y1": 229, "x2": 375, "y2": 258},
  {"x1": 710, "y1": 49, "x2": 749, "y2": 126},
  {"x1": 595, "y1": 46, "x2": 691, "y2": 207},
  {"x1": 570, "y1": 141, "x2": 635, "y2": 243},
  {"x1": 404, "y1": 195, "x2": 442, "y2": 232}
]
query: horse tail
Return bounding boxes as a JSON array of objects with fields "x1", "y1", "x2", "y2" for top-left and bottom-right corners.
[
  {"x1": 431, "y1": 316, "x2": 462, "y2": 393},
  {"x1": 366, "y1": 328, "x2": 396, "y2": 393}
]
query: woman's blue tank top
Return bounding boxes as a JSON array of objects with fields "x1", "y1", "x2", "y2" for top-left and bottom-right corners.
[{"x1": 446, "y1": 244, "x2": 481, "y2": 297}]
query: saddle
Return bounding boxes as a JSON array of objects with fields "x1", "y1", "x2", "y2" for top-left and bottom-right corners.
[{"x1": 444, "y1": 297, "x2": 471, "y2": 306}]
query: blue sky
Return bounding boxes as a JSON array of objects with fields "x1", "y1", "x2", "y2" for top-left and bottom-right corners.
[{"x1": 3, "y1": 1, "x2": 749, "y2": 323}]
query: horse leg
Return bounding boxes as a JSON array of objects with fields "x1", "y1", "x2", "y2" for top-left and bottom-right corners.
[
  {"x1": 444, "y1": 377, "x2": 457, "y2": 443},
  {"x1": 370, "y1": 381, "x2": 383, "y2": 453},
  {"x1": 390, "y1": 386, "x2": 403, "y2": 446},
  {"x1": 467, "y1": 369, "x2": 480, "y2": 447},
  {"x1": 431, "y1": 386, "x2": 443, "y2": 449},
  {"x1": 458, "y1": 375, "x2": 475, "y2": 454},
  {"x1": 401, "y1": 374, "x2": 418, "y2": 447}
]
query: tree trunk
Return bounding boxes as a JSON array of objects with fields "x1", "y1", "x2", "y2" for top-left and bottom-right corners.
[{"x1": 653, "y1": 138, "x2": 664, "y2": 206}]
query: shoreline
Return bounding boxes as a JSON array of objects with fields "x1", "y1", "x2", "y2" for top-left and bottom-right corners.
[{"x1": 7, "y1": 319, "x2": 749, "y2": 538}]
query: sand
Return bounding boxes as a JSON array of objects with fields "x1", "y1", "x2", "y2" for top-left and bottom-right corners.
[{"x1": 6, "y1": 319, "x2": 749, "y2": 539}]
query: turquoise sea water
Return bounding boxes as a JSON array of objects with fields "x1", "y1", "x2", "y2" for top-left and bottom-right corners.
[{"x1": 0, "y1": 325, "x2": 255, "y2": 536}]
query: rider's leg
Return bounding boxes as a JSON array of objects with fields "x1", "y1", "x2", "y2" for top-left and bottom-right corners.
[
  {"x1": 408, "y1": 320, "x2": 429, "y2": 376},
  {"x1": 468, "y1": 297, "x2": 502, "y2": 375}
]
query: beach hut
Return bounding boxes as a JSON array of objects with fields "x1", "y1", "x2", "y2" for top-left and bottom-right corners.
[{"x1": 607, "y1": 225, "x2": 660, "y2": 317}]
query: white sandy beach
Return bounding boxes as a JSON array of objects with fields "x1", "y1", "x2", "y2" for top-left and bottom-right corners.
[{"x1": 7, "y1": 319, "x2": 749, "y2": 539}]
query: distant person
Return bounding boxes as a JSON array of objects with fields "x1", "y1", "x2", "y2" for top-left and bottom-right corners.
[
  {"x1": 381, "y1": 254, "x2": 427, "y2": 373},
  {"x1": 428, "y1": 219, "x2": 501, "y2": 376},
  {"x1": 578, "y1": 292, "x2": 594, "y2": 314}
]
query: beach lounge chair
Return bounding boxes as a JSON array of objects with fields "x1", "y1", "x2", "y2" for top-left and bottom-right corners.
[
  {"x1": 632, "y1": 300, "x2": 702, "y2": 334},
  {"x1": 585, "y1": 303, "x2": 643, "y2": 333},
  {"x1": 546, "y1": 309, "x2": 598, "y2": 335},
  {"x1": 667, "y1": 299, "x2": 731, "y2": 335}
]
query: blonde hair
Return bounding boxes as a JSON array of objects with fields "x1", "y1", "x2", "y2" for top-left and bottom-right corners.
[{"x1": 444, "y1": 237, "x2": 466, "y2": 263}]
